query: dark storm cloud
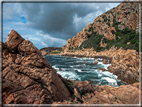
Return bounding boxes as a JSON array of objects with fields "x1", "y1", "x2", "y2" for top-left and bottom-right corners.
[{"x1": 19, "y1": 3, "x2": 110, "y2": 40}]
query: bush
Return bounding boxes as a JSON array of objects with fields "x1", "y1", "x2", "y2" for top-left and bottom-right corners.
[
  {"x1": 117, "y1": 12, "x2": 119, "y2": 15},
  {"x1": 111, "y1": 30, "x2": 115, "y2": 34},
  {"x1": 102, "y1": 15, "x2": 107, "y2": 22},
  {"x1": 98, "y1": 19, "x2": 101, "y2": 22},
  {"x1": 106, "y1": 22, "x2": 110, "y2": 26}
]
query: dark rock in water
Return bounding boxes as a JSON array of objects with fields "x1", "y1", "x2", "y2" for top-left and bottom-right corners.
[
  {"x1": 59, "y1": 68, "x2": 62, "y2": 71},
  {"x1": 2, "y1": 29, "x2": 71, "y2": 104},
  {"x1": 103, "y1": 60, "x2": 109, "y2": 64},
  {"x1": 94, "y1": 61, "x2": 98, "y2": 65},
  {"x1": 98, "y1": 68, "x2": 108, "y2": 71}
]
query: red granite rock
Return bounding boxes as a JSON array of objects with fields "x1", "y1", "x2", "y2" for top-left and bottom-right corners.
[
  {"x1": 6, "y1": 29, "x2": 24, "y2": 53},
  {"x1": 2, "y1": 29, "x2": 71, "y2": 104}
]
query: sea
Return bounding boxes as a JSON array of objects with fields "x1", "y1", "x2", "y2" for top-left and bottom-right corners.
[{"x1": 45, "y1": 55, "x2": 124, "y2": 87}]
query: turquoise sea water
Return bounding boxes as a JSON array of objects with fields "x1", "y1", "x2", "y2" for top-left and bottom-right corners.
[{"x1": 45, "y1": 55, "x2": 124, "y2": 87}]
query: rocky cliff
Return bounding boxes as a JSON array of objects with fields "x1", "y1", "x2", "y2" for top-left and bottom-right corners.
[
  {"x1": 2, "y1": 29, "x2": 71, "y2": 104},
  {"x1": 63, "y1": 2, "x2": 140, "y2": 52}
]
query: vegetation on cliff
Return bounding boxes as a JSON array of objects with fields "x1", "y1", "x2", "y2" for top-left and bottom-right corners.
[
  {"x1": 40, "y1": 47, "x2": 63, "y2": 55},
  {"x1": 63, "y1": 2, "x2": 140, "y2": 52},
  {"x1": 79, "y1": 25, "x2": 139, "y2": 52}
]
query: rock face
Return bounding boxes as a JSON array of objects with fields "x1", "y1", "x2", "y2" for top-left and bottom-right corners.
[
  {"x1": 2, "y1": 29, "x2": 71, "y2": 104},
  {"x1": 6, "y1": 29, "x2": 24, "y2": 53},
  {"x1": 41, "y1": 50, "x2": 47, "y2": 56},
  {"x1": 62, "y1": 2, "x2": 139, "y2": 51},
  {"x1": 108, "y1": 49, "x2": 139, "y2": 84}
]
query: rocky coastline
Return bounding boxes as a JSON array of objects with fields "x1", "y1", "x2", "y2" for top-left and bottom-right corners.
[
  {"x1": 47, "y1": 46, "x2": 140, "y2": 85},
  {"x1": 2, "y1": 30, "x2": 140, "y2": 105}
]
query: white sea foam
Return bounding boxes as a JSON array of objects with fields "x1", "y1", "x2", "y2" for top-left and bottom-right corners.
[
  {"x1": 102, "y1": 77, "x2": 117, "y2": 83},
  {"x1": 103, "y1": 64, "x2": 111, "y2": 70},
  {"x1": 57, "y1": 71, "x2": 81, "y2": 80},
  {"x1": 48, "y1": 56, "x2": 122, "y2": 87},
  {"x1": 70, "y1": 65, "x2": 74, "y2": 68},
  {"x1": 80, "y1": 57, "x2": 94, "y2": 60},
  {"x1": 75, "y1": 65, "x2": 82, "y2": 67},
  {"x1": 98, "y1": 61, "x2": 103, "y2": 65},
  {"x1": 102, "y1": 71, "x2": 118, "y2": 79},
  {"x1": 98, "y1": 73, "x2": 102, "y2": 77},
  {"x1": 74, "y1": 69, "x2": 82, "y2": 72},
  {"x1": 52, "y1": 65, "x2": 57, "y2": 69}
]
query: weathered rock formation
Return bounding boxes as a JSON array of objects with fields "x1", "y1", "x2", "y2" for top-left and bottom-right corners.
[
  {"x1": 2, "y1": 29, "x2": 71, "y2": 104},
  {"x1": 52, "y1": 79, "x2": 139, "y2": 104},
  {"x1": 63, "y1": 2, "x2": 139, "y2": 51}
]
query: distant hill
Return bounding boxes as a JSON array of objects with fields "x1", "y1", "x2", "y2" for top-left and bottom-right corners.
[
  {"x1": 40, "y1": 47, "x2": 62, "y2": 52},
  {"x1": 62, "y1": 2, "x2": 140, "y2": 52}
]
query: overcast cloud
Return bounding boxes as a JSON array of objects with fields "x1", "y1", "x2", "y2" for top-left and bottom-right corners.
[
  {"x1": 19, "y1": 3, "x2": 110, "y2": 39},
  {"x1": 2, "y1": 1, "x2": 120, "y2": 49}
]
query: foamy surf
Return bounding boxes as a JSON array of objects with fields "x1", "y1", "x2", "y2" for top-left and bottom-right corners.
[{"x1": 45, "y1": 55, "x2": 124, "y2": 87}]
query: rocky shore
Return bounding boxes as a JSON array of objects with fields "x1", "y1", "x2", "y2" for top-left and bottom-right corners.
[
  {"x1": 2, "y1": 30, "x2": 140, "y2": 105},
  {"x1": 59, "y1": 47, "x2": 140, "y2": 84}
]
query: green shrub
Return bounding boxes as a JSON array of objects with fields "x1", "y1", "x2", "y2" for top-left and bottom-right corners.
[
  {"x1": 106, "y1": 22, "x2": 110, "y2": 26},
  {"x1": 117, "y1": 12, "x2": 119, "y2": 15},
  {"x1": 98, "y1": 19, "x2": 101, "y2": 22},
  {"x1": 88, "y1": 27, "x2": 92, "y2": 32},
  {"x1": 107, "y1": 18, "x2": 110, "y2": 22},
  {"x1": 102, "y1": 15, "x2": 107, "y2": 22},
  {"x1": 111, "y1": 30, "x2": 115, "y2": 34}
]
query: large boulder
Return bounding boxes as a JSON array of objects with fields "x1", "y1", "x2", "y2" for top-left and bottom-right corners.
[
  {"x1": 6, "y1": 29, "x2": 24, "y2": 53},
  {"x1": 97, "y1": 84, "x2": 139, "y2": 104},
  {"x1": 2, "y1": 29, "x2": 71, "y2": 104}
]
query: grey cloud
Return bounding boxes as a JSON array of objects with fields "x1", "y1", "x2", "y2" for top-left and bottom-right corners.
[
  {"x1": 3, "y1": 3, "x2": 19, "y2": 19},
  {"x1": 35, "y1": 31, "x2": 67, "y2": 48},
  {"x1": 19, "y1": 3, "x2": 110, "y2": 40}
]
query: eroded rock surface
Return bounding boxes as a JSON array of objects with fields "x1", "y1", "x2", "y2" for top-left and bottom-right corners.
[
  {"x1": 2, "y1": 29, "x2": 71, "y2": 104},
  {"x1": 52, "y1": 79, "x2": 139, "y2": 105}
]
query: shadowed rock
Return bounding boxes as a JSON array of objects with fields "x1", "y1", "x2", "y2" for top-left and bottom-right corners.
[{"x1": 2, "y1": 29, "x2": 71, "y2": 104}]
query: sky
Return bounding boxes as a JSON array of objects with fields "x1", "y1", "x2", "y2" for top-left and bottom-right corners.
[{"x1": 1, "y1": 0, "x2": 123, "y2": 49}]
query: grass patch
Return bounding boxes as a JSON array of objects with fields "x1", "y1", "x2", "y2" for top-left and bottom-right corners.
[{"x1": 46, "y1": 51, "x2": 61, "y2": 54}]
